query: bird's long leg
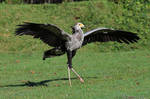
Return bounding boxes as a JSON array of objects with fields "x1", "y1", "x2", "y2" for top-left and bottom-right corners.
[
  {"x1": 67, "y1": 51, "x2": 73, "y2": 86},
  {"x1": 68, "y1": 67, "x2": 72, "y2": 86},
  {"x1": 67, "y1": 50, "x2": 84, "y2": 85},
  {"x1": 71, "y1": 50, "x2": 84, "y2": 82},
  {"x1": 71, "y1": 68, "x2": 84, "y2": 83}
]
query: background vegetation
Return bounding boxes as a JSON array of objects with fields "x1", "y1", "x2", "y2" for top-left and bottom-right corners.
[
  {"x1": 0, "y1": 0, "x2": 149, "y2": 53},
  {"x1": 0, "y1": 0, "x2": 150, "y2": 99},
  {"x1": 0, "y1": 0, "x2": 89, "y2": 4}
]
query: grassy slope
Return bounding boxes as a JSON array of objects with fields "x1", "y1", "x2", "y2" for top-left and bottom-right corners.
[
  {"x1": 0, "y1": 49, "x2": 150, "y2": 99},
  {"x1": 0, "y1": 0, "x2": 149, "y2": 53}
]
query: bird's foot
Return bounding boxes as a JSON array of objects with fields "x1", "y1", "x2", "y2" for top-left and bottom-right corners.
[
  {"x1": 71, "y1": 68, "x2": 84, "y2": 83},
  {"x1": 69, "y1": 80, "x2": 72, "y2": 87},
  {"x1": 68, "y1": 67, "x2": 72, "y2": 87},
  {"x1": 79, "y1": 78, "x2": 84, "y2": 83}
]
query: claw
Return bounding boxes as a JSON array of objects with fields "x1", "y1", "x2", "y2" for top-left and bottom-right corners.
[{"x1": 80, "y1": 78, "x2": 84, "y2": 83}]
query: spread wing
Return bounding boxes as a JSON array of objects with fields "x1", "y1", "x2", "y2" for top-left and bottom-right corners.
[
  {"x1": 15, "y1": 22, "x2": 71, "y2": 47},
  {"x1": 82, "y1": 28, "x2": 140, "y2": 46}
]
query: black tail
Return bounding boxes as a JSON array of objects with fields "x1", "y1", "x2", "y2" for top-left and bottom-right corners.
[{"x1": 43, "y1": 48, "x2": 65, "y2": 60}]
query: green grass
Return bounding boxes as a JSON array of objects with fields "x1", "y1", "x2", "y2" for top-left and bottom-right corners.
[
  {"x1": 0, "y1": 0, "x2": 149, "y2": 53},
  {"x1": 0, "y1": 1, "x2": 150, "y2": 99},
  {"x1": 0, "y1": 49, "x2": 150, "y2": 99}
]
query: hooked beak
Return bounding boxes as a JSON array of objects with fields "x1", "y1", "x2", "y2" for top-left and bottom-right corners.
[
  {"x1": 79, "y1": 24, "x2": 85, "y2": 29},
  {"x1": 82, "y1": 26, "x2": 85, "y2": 29}
]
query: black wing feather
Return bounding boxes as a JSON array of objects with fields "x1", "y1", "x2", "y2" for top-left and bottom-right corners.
[
  {"x1": 83, "y1": 28, "x2": 140, "y2": 46},
  {"x1": 15, "y1": 22, "x2": 70, "y2": 47}
]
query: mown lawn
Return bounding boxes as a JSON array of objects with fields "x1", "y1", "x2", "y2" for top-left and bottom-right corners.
[
  {"x1": 0, "y1": 0, "x2": 149, "y2": 98},
  {"x1": 0, "y1": 49, "x2": 150, "y2": 99}
]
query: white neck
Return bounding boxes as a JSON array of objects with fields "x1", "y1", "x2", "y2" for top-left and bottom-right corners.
[{"x1": 74, "y1": 25, "x2": 83, "y2": 34}]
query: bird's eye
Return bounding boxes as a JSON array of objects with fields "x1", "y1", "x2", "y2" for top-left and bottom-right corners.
[{"x1": 79, "y1": 24, "x2": 83, "y2": 27}]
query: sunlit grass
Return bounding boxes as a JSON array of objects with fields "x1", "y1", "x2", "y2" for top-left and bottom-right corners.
[
  {"x1": 0, "y1": 1, "x2": 149, "y2": 98},
  {"x1": 0, "y1": 49, "x2": 150, "y2": 99},
  {"x1": 0, "y1": 0, "x2": 149, "y2": 53}
]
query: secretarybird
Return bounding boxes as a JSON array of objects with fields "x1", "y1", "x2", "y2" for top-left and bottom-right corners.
[{"x1": 15, "y1": 22, "x2": 140, "y2": 86}]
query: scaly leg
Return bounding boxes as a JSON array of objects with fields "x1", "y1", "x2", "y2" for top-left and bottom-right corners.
[
  {"x1": 68, "y1": 67, "x2": 72, "y2": 86},
  {"x1": 67, "y1": 51, "x2": 73, "y2": 86},
  {"x1": 71, "y1": 68, "x2": 84, "y2": 83},
  {"x1": 67, "y1": 50, "x2": 84, "y2": 86}
]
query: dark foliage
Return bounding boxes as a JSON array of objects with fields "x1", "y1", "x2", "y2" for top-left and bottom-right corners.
[{"x1": 2, "y1": 0, "x2": 89, "y2": 4}]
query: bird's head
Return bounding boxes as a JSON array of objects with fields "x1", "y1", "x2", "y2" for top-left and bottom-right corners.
[
  {"x1": 76, "y1": 23, "x2": 85, "y2": 29},
  {"x1": 71, "y1": 22, "x2": 85, "y2": 34}
]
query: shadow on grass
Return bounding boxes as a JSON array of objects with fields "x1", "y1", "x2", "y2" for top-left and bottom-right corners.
[{"x1": 0, "y1": 77, "x2": 98, "y2": 87}]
